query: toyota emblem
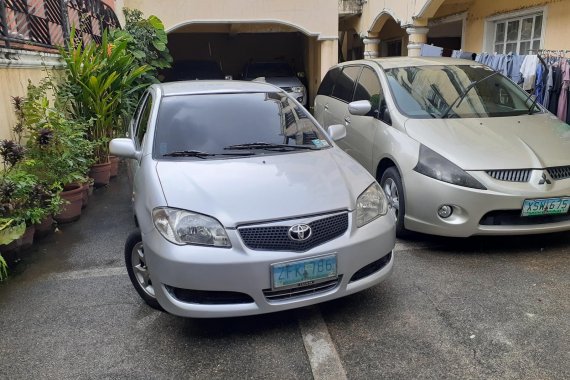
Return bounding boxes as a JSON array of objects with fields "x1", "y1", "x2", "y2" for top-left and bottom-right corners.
[{"x1": 288, "y1": 224, "x2": 312, "y2": 241}]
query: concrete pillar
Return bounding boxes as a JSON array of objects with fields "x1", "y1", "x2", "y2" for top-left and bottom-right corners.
[
  {"x1": 406, "y1": 26, "x2": 429, "y2": 57},
  {"x1": 363, "y1": 35, "x2": 381, "y2": 59}
]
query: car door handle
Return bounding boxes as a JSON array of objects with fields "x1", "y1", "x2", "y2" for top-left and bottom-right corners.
[
  {"x1": 344, "y1": 116, "x2": 351, "y2": 124},
  {"x1": 324, "y1": 104, "x2": 329, "y2": 110}
]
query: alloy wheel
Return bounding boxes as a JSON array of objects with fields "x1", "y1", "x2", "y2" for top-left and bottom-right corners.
[
  {"x1": 383, "y1": 178, "x2": 400, "y2": 220},
  {"x1": 131, "y1": 242, "x2": 155, "y2": 298}
]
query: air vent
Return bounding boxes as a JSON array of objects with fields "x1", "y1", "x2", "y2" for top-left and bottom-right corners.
[
  {"x1": 486, "y1": 169, "x2": 531, "y2": 182},
  {"x1": 547, "y1": 166, "x2": 570, "y2": 180}
]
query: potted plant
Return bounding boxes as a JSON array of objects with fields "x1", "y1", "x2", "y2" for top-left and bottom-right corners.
[
  {"x1": 59, "y1": 29, "x2": 150, "y2": 187},
  {"x1": 21, "y1": 81, "x2": 94, "y2": 223}
]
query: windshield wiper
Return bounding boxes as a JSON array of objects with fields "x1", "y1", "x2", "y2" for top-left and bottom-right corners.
[
  {"x1": 440, "y1": 71, "x2": 500, "y2": 119},
  {"x1": 163, "y1": 150, "x2": 254, "y2": 158},
  {"x1": 224, "y1": 142, "x2": 316, "y2": 151}
]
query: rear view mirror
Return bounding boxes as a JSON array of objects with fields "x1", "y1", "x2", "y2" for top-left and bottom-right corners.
[
  {"x1": 110, "y1": 138, "x2": 140, "y2": 160},
  {"x1": 225, "y1": 75, "x2": 233, "y2": 80},
  {"x1": 327, "y1": 124, "x2": 346, "y2": 141},
  {"x1": 348, "y1": 100, "x2": 372, "y2": 116}
]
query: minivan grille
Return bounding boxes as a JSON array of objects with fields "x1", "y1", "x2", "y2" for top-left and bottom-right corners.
[
  {"x1": 486, "y1": 169, "x2": 531, "y2": 182},
  {"x1": 238, "y1": 213, "x2": 349, "y2": 252},
  {"x1": 548, "y1": 166, "x2": 570, "y2": 180}
]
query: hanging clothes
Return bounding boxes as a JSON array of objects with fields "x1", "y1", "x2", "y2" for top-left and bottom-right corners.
[
  {"x1": 557, "y1": 60, "x2": 570, "y2": 121},
  {"x1": 543, "y1": 64, "x2": 553, "y2": 107},
  {"x1": 520, "y1": 55, "x2": 539, "y2": 91},
  {"x1": 535, "y1": 64, "x2": 545, "y2": 104},
  {"x1": 503, "y1": 54, "x2": 525, "y2": 84},
  {"x1": 548, "y1": 65, "x2": 562, "y2": 114},
  {"x1": 420, "y1": 44, "x2": 443, "y2": 57}
]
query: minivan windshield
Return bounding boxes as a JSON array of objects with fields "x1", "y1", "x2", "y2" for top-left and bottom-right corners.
[
  {"x1": 384, "y1": 65, "x2": 542, "y2": 119},
  {"x1": 153, "y1": 92, "x2": 329, "y2": 159},
  {"x1": 245, "y1": 62, "x2": 295, "y2": 78}
]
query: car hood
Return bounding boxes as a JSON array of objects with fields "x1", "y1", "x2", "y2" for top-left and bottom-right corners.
[
  {"x1": 405, "y1": 113, "x2": 570, "y2": 170},
  {"x1": 155, "y1": 149, "x2": 372, "y2": 227},
  {"x1": 258, "y1": 76, "x2": 303, "y2": 88}
]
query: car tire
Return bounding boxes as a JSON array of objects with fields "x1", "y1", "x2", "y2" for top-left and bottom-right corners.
[
  {"x1": 380, "y1": 167, "x2": 410, "y2": 238},
  {"x1": 125, "y1": 230, "x2": 163, "y2": 311}
]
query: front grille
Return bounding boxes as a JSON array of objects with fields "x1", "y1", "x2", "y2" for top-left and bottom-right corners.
[
  {"x1": 281, "y1": 86, "x2": 293, "y2": 92},
  {"x1": 263, "y1": 276, "x2": 342, "y2": 302},
  {"x1": 548, "y1": 166, "x2": 570, "y2": 180},
  {"x1": 480, "y1": 210, "x2": 570, "y2": 226},
  {"x1": 349, "y1": 252, "x2": 392, "y2": 283},
  {"x1": 166, "y1": 287, "x2": 254, "y2": 305},
  {"x1": 486, "y1": 169, "x2": 531, "y2": 182},
  {"x1": 238, "y1": 213, "x2": 349, "y2": 252}
]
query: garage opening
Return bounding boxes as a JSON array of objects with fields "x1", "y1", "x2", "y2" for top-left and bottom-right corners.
[{"x1": 164, "y1": 23, "x2": 316, "y2": 107}]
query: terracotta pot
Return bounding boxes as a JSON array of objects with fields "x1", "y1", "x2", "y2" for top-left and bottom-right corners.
[
  {"x1": 0, "y1": 238, "x2": 20, "y2": 256},
  {"x1": 35, "y1": 215, "x2": 54, "y2": 238},
  {"x1": 19, "y1": 225, "x2": 35, "y2": 250},
  {"x1": 54, "y1": 184, "x2": 83, "y2": 223},
  {"x1": 88, "y1": 178, "x2": 94, "y2": 197},
  {"x1": 81, "y1": 182, "x2": 89, "y2": 209},
  {"x1": 89, "y1": 160, "x2": 111, "y2": 188},
  {"x1": 110, "y1": 155, "x2": 119, "y2": 178}
]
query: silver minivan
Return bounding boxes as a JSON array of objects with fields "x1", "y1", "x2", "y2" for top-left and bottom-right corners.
[
  {"x1": 315, "y1": 57, "x2": 570, "y2": 238},
  {"x1": 110, "y1": 80, "x2": 395, "y2": 318}
]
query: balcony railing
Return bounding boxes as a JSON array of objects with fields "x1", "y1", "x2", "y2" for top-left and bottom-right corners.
[
  {"x1": 338, "y1": 0, "x2": 364, "y2": 16},
  {"x1": 0, "y1": 0, "x2": 120, "y2": 51}
]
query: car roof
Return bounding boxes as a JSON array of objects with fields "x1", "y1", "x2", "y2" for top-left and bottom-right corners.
[
  {"x1": 154, "y1": 80, "x2": 281, "y2": 97},
  {"x1": 342, "y1": 57, "x2": 478, "y2": 70}
]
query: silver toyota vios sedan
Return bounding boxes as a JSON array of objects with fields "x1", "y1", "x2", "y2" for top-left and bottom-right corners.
[
  {"x1": 110, "y1": 81, "x2": 395, "y2": 318},
  {"x1": 315, "y1": 57, "x2": 570, "y2": 238}
]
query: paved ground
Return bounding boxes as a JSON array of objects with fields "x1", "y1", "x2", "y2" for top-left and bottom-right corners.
[{"x1": 0, "y1": 164, "x2": 568, "y2": 379}]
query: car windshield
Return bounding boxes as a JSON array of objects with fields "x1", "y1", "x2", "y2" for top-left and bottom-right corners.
[
  {"x1": 153, "y1": 92, "x2": 330, "y2": 159},
  {"x1": 245, "y1": 62, "x2": 295, "y2": 78},
  {"x1": 384, "y1": 65, "x2": 542, "y2": 119}
]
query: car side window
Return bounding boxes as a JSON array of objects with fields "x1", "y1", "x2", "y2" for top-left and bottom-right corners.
[
  {"x1": 354, "y1": 67, "x2": 386, "y2": 119},
  {"x1": 317, "y1": 67, "x2": 341, "y2": 96},
  {"x1": 135, "y1": 95, "x2": 153, "y2": 148},
  {"x1": 331, "y1": 66, "x2": 361, "y2": 103},
  {"x1": 130, "y1": 93, "x2": 148, "y2": 138}
]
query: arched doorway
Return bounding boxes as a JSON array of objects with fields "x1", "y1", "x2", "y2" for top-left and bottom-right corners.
[
  {"x1": 368, "y1": 12, "x2": 408, "y2": 57},
  {"x1": 163, "y1": 21, "x2": 321, "y2": 107}
]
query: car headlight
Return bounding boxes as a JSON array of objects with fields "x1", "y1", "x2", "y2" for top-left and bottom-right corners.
[
  {"x1": 152, "y1": 207, "x2": 231, "y2": 247},
  {"x1": 413, "y1": 145, "x2": 486, "y2": 190},
  {"x1": 356, "y1": 182, "x2": 388, "y2": 227},
  {"x1": 291, "y1": 86, "x2": 304, "y2": 93}
]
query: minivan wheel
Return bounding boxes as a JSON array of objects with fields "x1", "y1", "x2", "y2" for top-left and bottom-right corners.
[
  {"x1": 125, "y1": 230, "x2": 163, "y2": 311},
  {"x1": 380, "y1": 167, "x2": 409, "y2": 238}
]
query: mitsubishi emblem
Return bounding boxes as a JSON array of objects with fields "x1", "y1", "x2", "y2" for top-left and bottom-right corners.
[{"x1": 538, "y1": 171, "x2": 552, "y2": 185}]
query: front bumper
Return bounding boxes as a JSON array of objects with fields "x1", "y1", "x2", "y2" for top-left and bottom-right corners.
[
  {"x1": 404, "y1": 170, "x2": 570, "y2": 237},
  {"x1": 142, "y1": 211, "x2": 395, "y2": 318}
]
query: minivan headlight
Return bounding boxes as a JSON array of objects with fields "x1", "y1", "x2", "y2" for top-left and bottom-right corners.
[
  {"x1": 413, "y1": 145, "x2": 486, "y2": 190},
  {"x1": 291, "y1": 86, "x2": 304, "y2": 93},
  {"x1": 356, "y1": 183, "x2": 388, "y2": 227},
  {"x1": 152, "y1": 207, "x2": 231, "y2": 247}
]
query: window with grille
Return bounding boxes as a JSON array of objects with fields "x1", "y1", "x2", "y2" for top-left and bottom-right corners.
[{"x1": 493, "y1": 13, "x2": 543, "y2": 55}]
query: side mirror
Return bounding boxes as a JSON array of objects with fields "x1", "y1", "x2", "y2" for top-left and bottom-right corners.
[
  {"x1": 110, "y1": 138, "x2": 140, "y2": 160},
  {"x1": 348, "y1": 100, "x2": 372, "y2": 116},
  {"x1": 327, "y1": 124, "x2": 346, "y2": 141}
]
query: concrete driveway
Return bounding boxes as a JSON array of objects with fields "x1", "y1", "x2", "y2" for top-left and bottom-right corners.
[{"x1": 0, "y1": 167, "x2": 568, "y2": 379}]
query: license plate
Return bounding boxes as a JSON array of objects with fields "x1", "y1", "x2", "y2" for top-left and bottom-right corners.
[
  {"x1": 521, "y1": 197, "x2": 570, "y2": 217},
  {"x1": 271, "y1": 254, "x2": 337, "y2": 290}
]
